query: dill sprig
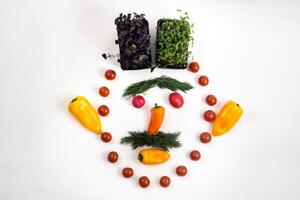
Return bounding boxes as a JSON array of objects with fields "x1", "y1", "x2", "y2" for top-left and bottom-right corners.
[
  {"x1": 120, "y1": 131, "x2": 182, "y2": 151},
  {"x1": 122, "y1": 76, "x2": 193, "y2": 99}
]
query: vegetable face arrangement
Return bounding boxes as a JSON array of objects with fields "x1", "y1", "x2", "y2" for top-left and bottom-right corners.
[{"x1": 67, "y1": 11, "x2": 244, "y2": 189}]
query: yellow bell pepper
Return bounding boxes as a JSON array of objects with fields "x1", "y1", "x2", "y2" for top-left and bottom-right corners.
[
  {"x1": 68, "y1": 96, "x2": 102, "y2": 134},
  {"x1": 212, "y1": 101, "x2": 243, "y2": 136},
  {"x1": 138, "y1": 149, "x2": 170, "y2": 165}
]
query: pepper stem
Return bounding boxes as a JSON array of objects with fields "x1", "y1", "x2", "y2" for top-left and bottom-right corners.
[
  {"x1": 138, "y1": 154, "x2": 143, "y2": 162},
  {"x1": 70, "y1": 98, "x2": 77, "y2": 103}
]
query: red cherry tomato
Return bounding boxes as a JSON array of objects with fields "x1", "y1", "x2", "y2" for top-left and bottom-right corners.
[
  {"x1": 190, "y1": 150, "x2": 201, "y2": 161},
  {"x1": 107, "y1": 151, "x2": 118, "y2": 163},
  {"x1": 122, "y1": 167, "x2": 134, "y2": 178},
  {"x1": 188, "y1": 62, "x2": 200, "y2": 73},
  {"x1": 99, "y1": 86, "x2": 110, "y2": 97},
  {"x1": 198, "y1": 75, "x2": 209, "y2": 86},
  {"x1": 98, "y1": 105, "x2": 109, "y2": 116},
  {"x1": 205, "y1": 95, "x2": 217, "y2": 106},
  {"x1": 159, "y1": 176, "x2": 171, "y2": 188},
  {"x1": 101, "y1": 132, "x2": 112, "y2": 143},
  {"x1": 203, "y1": 110, "x2": 215, "y2": 121},
  {"x1": 200, "y1": 132, "x2": 212, "y2": 143},
  {"x1": 132, "y1": 95, "x2": 145, "y2": 108},
  {"x1": 105, "y1": 69, "x2": 116, "y2": 80},
  {"x1": 169, "y1": 92, "x2": 184, "y2": 108},
  {"x1": 139, "y1": 176, "x2": 150, "y2": 188},
  {"x1": 176, "y1": 165, "x2": 187, "y2": 176}
]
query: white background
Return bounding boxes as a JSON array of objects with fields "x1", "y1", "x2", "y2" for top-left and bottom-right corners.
[{"x1": 0, "y1": 0, "x2": 299, "y2": 199}]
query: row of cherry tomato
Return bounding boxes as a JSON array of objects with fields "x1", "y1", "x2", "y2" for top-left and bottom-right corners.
[
  {"x1": 97, "y1": 70, "x2": 116, "y2": 117},
  {"x1": 95, "y1": 70, "x2": 117, "y2": 142},
  {"x1": 189, "y1": 61, "x2": 219, "y2": 144}
]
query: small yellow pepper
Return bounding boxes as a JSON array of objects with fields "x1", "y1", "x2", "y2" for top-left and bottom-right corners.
[
  {"x1": 147, "y1": 104, "x2": 165, "y2": 136},
  {"x1": 68, "y1": 96, "x2": 102, "y2": 134},
  {"x1": 138, "y1": 149, "x2": 170, "y2": 165},
  {"x1": 212, "y1": 101, "x2": 243, "y2": 136}
]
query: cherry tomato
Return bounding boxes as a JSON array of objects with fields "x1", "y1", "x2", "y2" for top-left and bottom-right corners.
[
  {"x1": 203, "y1": 110, "x2": 215, "y2": 121},
  {"x1": 190, "y1": 150, "x2": 201, "y2": 161},
  {"x1": 107, "y1": 151, "x2": 118, "y2": 163},
  {"x1": 176, "y1": 165, "x2": 187, "y2": 176},
  {"x1": 159, "y1": 176, "x2": 171, "y2": 188},
  {"x1": 139, "y1": 176, "x2": 150, "y2": 188},
  {"x1": 101, "y1": 132, "x2": 112, "y2": 143},
  {"x1": 198, "y1": 75, "x2": 209, "y2": 86},
  {"x1": 132, "y1": 95, "x2": 145, "y2": 108},
  {"x1": 206, "y1": 95, "x2": 217, "y2": 106},
  {"x1": 99, "y1": 86, "x2": 110, "y2": 97},
  {"x1": 169, "y1": 92, "x2": 184, "y2": 108},
  {"x1": 188, "y1": 62, "x2": 200, "y2": 73},
  {"x1": 122, "y1": 167, "x2": 134, "y2": 178},
  {"x1": 98, "y1": 105, "x2": 109, "y2": 116},
  {"x1": 200, "y1": 132, "x2": 212, "y2": 143},
  {"x1": 105, "y1": 69, "x2": 116, "y2": 80}
]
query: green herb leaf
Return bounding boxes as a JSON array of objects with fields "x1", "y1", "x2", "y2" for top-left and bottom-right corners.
[
  {"x1": 120, "y1": 131, "x2": 182, "y2": 151},
  {"x1": 122, "y1": 75, "x2": 193, "y2": 99}
]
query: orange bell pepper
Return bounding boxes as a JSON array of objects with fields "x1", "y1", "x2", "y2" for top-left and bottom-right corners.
[{"x1": 147, "y1": 104, "x2": 165, "y2": 136}]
